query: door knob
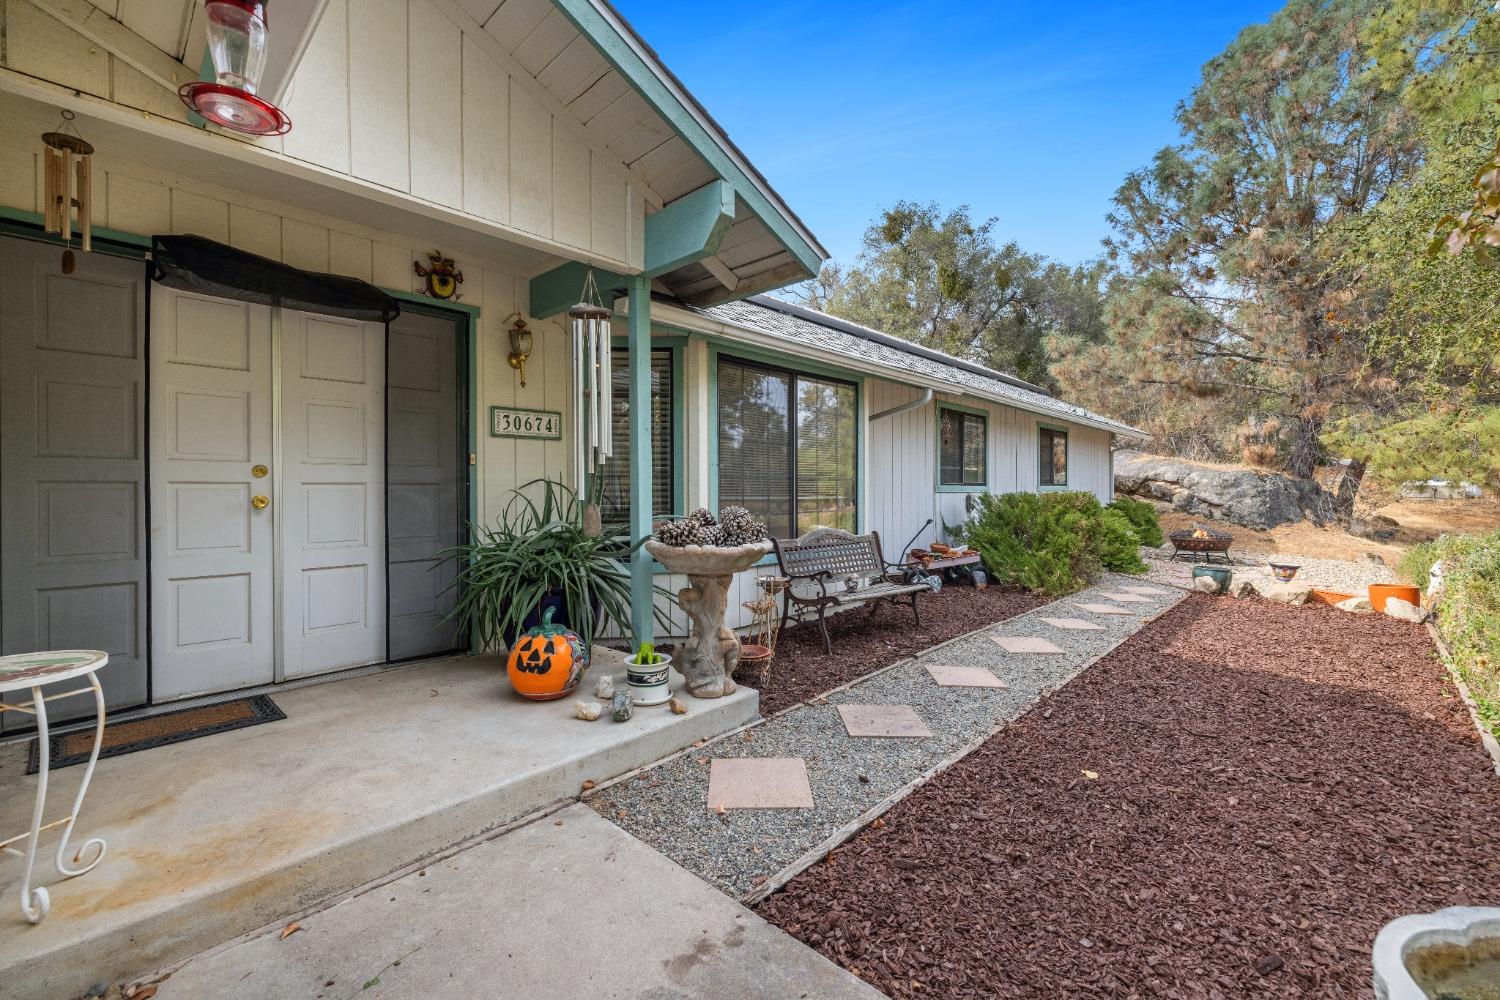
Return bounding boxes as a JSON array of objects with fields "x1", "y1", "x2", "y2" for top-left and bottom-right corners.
[{"x1": 251, "y1": 495, "x2": 270, "y2": 510}]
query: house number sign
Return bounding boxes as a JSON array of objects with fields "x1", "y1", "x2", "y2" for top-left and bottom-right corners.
[{"x1": 490, "y1": 406, "x2": 563, "y2": 440}]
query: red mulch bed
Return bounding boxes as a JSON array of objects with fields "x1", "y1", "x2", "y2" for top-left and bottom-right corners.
[
  {"x1": 742, "y1": 586, "x2": 1045, "y2": 717},
  {"x1": 757, "y1": 595, "x2": 1500, "y2": 999}
]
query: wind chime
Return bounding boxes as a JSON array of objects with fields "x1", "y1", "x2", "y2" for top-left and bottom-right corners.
[
  {"x1": 568, "y1": 270, "x2": 614, "y2": 484},
  {"x1": 41, "y1": 110, "x2": 94, "y2": 273}
]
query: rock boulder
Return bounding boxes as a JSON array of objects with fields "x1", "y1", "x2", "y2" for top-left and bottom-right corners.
[
  {"x1": 1349, "y1": 514, "x2": 1401, "y2": 542},
  {"x1": 1114, "y1": 452, "x2": 1335, "y2": 531}
]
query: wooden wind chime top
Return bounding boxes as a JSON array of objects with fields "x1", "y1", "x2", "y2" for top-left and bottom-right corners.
[{"x1": 41, "y1": 110, "x2": 94, "y2": 258}]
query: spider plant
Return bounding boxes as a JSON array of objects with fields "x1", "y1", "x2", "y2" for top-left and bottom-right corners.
[{"x1": 443, "y1": 478, "x2": 671, "y2": 651}]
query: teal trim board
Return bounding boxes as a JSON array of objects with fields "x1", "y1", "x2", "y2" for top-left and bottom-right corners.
[
  {"x1": 0, "y1": 209, "x2": 150, "y2": 258},
  {"x1": 529, "y1": 262, "x2": 628, "y2": 320},
  {"x1": 627, "y1": 275, "x2": 654, "y2": 643},
  {"x1": 381, "y1": 287, "x2": 483, "y2": 319},
  {"x1": 643, "y1": 180, "x2": 735, "y2": 278},
  {"x1": 550, "y1": 0, "x2": 825, "y2": 276}
]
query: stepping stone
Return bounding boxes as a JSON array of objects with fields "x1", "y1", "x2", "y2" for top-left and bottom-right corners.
[
  {"x1": 1076, "y1": 602, "x2": 1134, "y2": 616},
  {"x1": 836, "y1": 704, "x2": 933, "y2": 738},
  {"x1": 925, "y1": 664, "x2": 1008, "y2": 688},
  {"x1": 1040, "y1": 616, "x2": 1105, "y2": 632},
  {"x1": 991, "y1": 635, "x2": 1066, "y2": 654},
  {"x1": 1100, "y1": 591, "x2": 1152, "y2": 604},
  {"x1": 1120, "y1": 585, "x2": 1169, "y2": 596},
  {"x1": 707, "y1": 758, "x2": 814, "y2": 811}
]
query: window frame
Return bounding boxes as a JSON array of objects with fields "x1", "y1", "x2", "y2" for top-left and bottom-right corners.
[
  {"x1": 711, "y1": 350, "x2": 862, "y2": 540},
  {"x1": 935, "y1": 404, "x2": 989, "y2": 492},
  {"x1": 601, "y1": 341, "x2": 683, "y2": 523},
  {"x1": 1038, "y1": 422, "x2": 1070, "y2": 490}
]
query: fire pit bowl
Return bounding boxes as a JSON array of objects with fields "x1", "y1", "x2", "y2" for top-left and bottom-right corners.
[{"x1": 1169, "y1": 528, "x2": 1233, "y2": 565}]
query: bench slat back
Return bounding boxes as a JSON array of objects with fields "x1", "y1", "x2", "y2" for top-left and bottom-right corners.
[{"x1": 774, "y1": 528, "x2": 884, "y2": 579}]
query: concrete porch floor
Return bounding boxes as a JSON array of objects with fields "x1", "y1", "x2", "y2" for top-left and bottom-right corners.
[{"x1": 0, "y1": 652, "x2": 758, "y2": 1000}]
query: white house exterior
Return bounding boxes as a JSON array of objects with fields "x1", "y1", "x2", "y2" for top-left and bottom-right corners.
[{"x1": 0, "y1": 0, "x2": 1139, "y2": 723}]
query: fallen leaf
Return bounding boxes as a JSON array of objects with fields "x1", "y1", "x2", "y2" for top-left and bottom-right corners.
[
  {"x1": 580, "y1": 779, "x2": 596, "y2": 792},
  {"x1": 1082, "y1": 770, "x2": 1099, "y2": 780},
  {"x1": 279, "y1": 921, "x2": 301, "y2": 941},
  {"x1": 716, "y1": 804, "x2": 726, "y2": 815},
  {"x1": 126, "y1": 986, "x2": 158, "y2": 1000}
]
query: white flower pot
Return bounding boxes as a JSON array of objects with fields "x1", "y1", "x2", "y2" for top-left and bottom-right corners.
[{"x1": 623, "y1": 652, "x2": 672, "y2": 707}]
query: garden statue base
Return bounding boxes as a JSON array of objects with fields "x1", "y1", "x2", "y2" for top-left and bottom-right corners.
[{"x1": 646, "y1": 540, "x2": 773, "y2": 699}]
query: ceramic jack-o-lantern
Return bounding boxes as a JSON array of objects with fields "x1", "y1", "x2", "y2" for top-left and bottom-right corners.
[{"x1": 506, "y1": 606, "x2": 588, "y2": 701}]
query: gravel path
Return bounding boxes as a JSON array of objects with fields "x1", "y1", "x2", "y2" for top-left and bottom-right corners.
[
  {"x1": 757, "y1": 596, "x2": 1500, "y2": 999},
  {"x1": 741, "y1": 585, "x2": 1045, "y2": 717},
  {"x1": 1141, "y1": 543, "x2": 1395, "y2": 596},
  {"x1": 588, "y1": 576, "x2": 1184, "y2": 899}
]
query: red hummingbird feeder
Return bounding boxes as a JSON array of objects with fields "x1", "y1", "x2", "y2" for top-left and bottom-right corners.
[{"x1": 179, "y1": 0, "x2": 292, "y2": 136}]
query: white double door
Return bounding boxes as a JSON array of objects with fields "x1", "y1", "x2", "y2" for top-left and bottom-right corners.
[{"x1": 150, "y1": 286, "x2": 386, "y2": 700}]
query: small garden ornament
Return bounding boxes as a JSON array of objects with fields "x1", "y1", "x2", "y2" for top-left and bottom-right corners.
[{"x1": 505, "y1": 606, "x2": 588, "y2": 701}]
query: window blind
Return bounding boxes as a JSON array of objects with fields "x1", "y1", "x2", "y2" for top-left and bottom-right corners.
[
  {"x1": 939, "y1": 409, "x2": 987, "y2": 486},
  {"x1": 600, "y1": 349, "x2": 674, "y2": 522},
  {"x1": 1040, "y1": 427, "x2": 1069, "y2": 486}
]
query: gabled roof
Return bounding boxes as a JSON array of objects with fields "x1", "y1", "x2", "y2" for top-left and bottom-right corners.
[{"x1": 693, "y1": 296, "x2": 1146, "y2": 438}]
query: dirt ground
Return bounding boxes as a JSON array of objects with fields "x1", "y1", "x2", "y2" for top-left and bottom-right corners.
[
  {"x1": 758, "y1": 595, "x2": 1500, "y2": 999},
  {"x1": 725, "y1": 585, "x2": 1045, "y2": 717},
  {"x1": 1158, "y1": 494, "x2": 1500, "y2": 571}
]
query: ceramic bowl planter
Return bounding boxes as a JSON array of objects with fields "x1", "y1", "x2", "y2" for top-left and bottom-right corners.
[
  {"x1": 624, "y1": 645, "x2": 672, "y2": 707},
  {"x1": 1369, "y1": 583, "x2": 1421, "y2": 614},
  {"x1": 1372, "y1": 906, "x2": 1500, "y2": 999},
  {"x1": 1270, "y1": 562, "x2": 1301, "y2": 583},
  {"x1": 505, "y1": 606, "x2": 588, "y2": 701},
  {"x1": 1192, "y1": 565, "x2": 1233, "y2": 593}
]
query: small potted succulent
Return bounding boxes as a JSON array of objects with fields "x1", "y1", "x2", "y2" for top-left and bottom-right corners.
[{"x1": 624, "y1": 640, "x2": 672, "y2": 706}]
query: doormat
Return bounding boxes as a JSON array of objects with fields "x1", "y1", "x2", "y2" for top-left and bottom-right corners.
[{"x1": 26, "y1": 695, "x2": 285, "y2": 774}]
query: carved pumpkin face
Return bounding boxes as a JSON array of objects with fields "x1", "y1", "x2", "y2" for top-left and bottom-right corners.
[{"x1": 506, "y1": 606, "x2": 588, "y2": 701}]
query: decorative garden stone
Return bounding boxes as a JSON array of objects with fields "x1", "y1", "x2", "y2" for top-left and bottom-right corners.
[
  {"x1": 1382, "y1": 597, "x2": 1429, "y2": 624},
  {"x1": 593, "y1": 674, "x2": 614, "y2": 700},
  {"x1": 611, "y1": 689, "x2": 633, "y2": 722},
  {"x1": 645, "y1": 539, "x2": 774, "y2": 698},
  {"x1": 1335, "y1": 596, "x2": 1373, "y2": 614},
  {"x1": 575, "y1": 700, "x2": 602, "y2": 721}
]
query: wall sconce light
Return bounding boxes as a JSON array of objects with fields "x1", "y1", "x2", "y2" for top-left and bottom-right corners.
[{"x1": 508, "y1": 315, "x2": 533, "y2": 388}]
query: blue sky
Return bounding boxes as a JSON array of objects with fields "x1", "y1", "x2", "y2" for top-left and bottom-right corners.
[{"x1": 613, "y1": 1, "x2": 1284, "y2": 268}]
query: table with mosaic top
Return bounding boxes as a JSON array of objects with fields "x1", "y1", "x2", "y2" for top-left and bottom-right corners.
[{"x1": 0, "y1": 650, "x2": 109, "y2": 924}]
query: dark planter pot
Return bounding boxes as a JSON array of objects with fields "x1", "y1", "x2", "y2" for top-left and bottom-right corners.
[
  {"x1": 508, "y1": 590, "x2": 599, "y2": 648},
  {"x1": 1192, "y1": 565, "x2": 1233, "y2": 593}
]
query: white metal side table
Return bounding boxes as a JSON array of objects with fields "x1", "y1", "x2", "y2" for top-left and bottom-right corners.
[{"x1": 0, "y1": 650, "x2": 109, "y2": 924}]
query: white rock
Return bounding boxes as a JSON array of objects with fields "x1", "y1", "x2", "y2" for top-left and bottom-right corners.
[
  {"x1": 1192, "y1": 576, "x2": 1221, "y2": 594},
  {"x1": 1334, "y1": 596, "x2": 1372, "y2": 614},
  {"x1": 593, "y1": 674, "x2": 614, "y2": 699},
  {"x1": 1383, "y1": 597, "x2": 1429, "y2": 624},
  {"x1": 1257, "y1": 582, "x2": 1310, "y2": 605},
  {"x1": 574, "y1": 700, "x2": 602, "y2": 721}
]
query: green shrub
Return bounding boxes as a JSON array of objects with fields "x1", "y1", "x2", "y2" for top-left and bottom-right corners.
[
  {"x1": 962, "y1": 491, "x2": 1147, "y2": 597},
  {"x1": 1428, "y1": 530, "x2": 1500, "y2": 739},
  {"x1": 1108, "y1": 496, "x2": 1165, "y2": 548},
  {"x1": 1100, "y1": 508, "x2": 1150, "y2": 573},
  {"x1": 1398, "y1": 540, "x2": 1442, "y2": 590}
]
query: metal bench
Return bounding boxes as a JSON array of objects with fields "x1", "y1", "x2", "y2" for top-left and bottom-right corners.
[{"x1": 772, "y1": 527, "x2": 929, "y2": 655}]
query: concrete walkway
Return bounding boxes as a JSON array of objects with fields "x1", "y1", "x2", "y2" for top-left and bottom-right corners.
[{"x1": 146, "y1": 804, "x2": 884, "y2": 1000}]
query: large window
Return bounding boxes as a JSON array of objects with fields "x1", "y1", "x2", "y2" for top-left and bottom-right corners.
[
  {"x1": 939, "y1": 408, "x2": 987, "y2": 487},
  {"x1": 717, "y1": 357, "x2": 857, "y2": 539},
  {"x1": 600, "y1": 348, "x2": 674, "y2": 522},
  {"x1": 1039, "y1": 425, "x2": 1069, "y2": 487}
]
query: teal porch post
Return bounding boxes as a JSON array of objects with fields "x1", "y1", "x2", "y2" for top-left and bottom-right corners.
[{"x1": 627, "y1": 275, "x2": 654, "y2": 643}]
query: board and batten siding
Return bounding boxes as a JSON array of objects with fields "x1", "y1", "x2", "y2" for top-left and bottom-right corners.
[
  {"x1": 640, "y1": 371, "x2": 1118, "y2": 639},
  {"x1": 0, "y1": 105, "x2": 571, "y2": 529},
  {"x1": 0, "y1": 0, "x2": 645, "y2": 272}
]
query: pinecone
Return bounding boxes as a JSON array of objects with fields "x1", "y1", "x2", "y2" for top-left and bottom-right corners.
[
  {"x1": 686, "y1": 507, "x2": 717, "y2": 528},
  {"x1": 653, "y1": 519, "x2": 702, "y2": 547},
  {"x1": 698, "y1": 525, "x2": 728, "y2": 547},
  {"x1": 719, "y1": 505, "x2": 753, "y2": 533},
  {"x1": 745, "y1": 520, "x2": 769, "y2": 543}
]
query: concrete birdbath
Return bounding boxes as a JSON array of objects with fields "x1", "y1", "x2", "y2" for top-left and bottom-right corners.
[
  {"x1": 1373, "y1": 906, "x2": 1500, "y2": 999},
  {"x1": 645, "y1": 539, "x2": 773, "y2": 699}
]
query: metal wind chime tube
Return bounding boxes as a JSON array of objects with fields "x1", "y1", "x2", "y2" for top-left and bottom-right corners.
[
  {"x1": 567, "y1": 270, "x2": 614, "y2": 482},
  {"x1": 41, "y1": 110, "x2": 94, "y2": 258}
]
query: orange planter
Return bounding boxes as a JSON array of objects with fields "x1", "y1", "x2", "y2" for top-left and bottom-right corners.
[
  {"x1": 1309, "y1": 589, "x2": 1354, "y2": 606},
  {"x1": 1368, "y1": 583, "x2": 1421, "y2": 613}
]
